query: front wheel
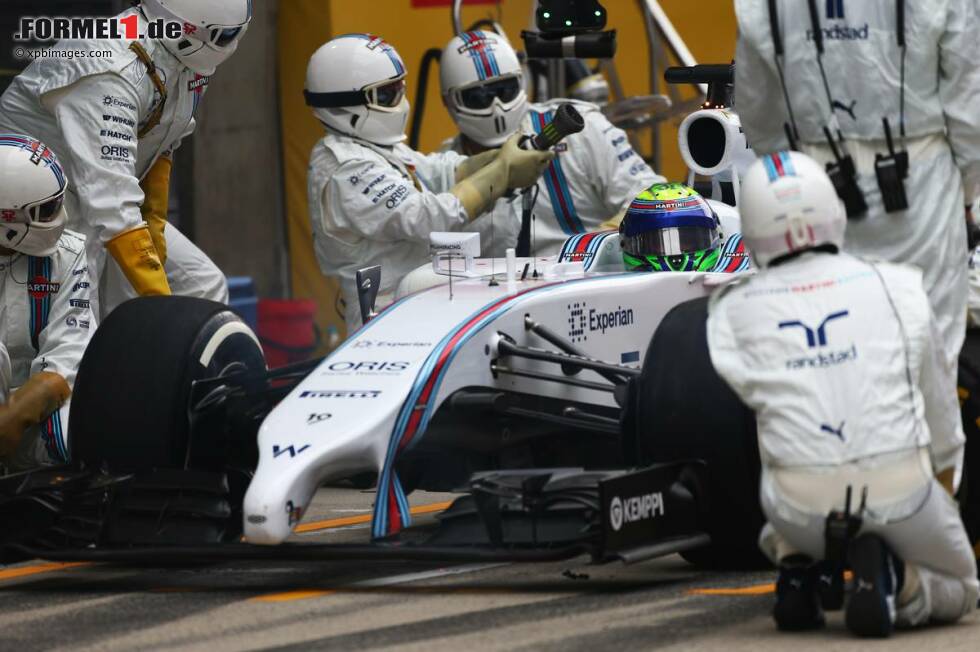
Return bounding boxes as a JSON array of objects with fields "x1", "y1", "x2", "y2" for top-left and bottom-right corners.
[{"x1": 629, "y1": 297, "x2": 768, "y2": 569}]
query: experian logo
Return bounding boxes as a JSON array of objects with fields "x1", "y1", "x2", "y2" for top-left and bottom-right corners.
[{"x1": 609, "y1": 492, "x2": 665, "y2": 532}]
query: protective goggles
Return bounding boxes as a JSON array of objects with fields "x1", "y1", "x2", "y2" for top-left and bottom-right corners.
[
  {"x1": 621, "y1": 226, "x2": 718, "y2": 259},
  {"x1": 305, "y1": 76, "x2": 406, "y2": 111},
  {"x1": 454, "y1": 75, "x2": 522, "y2": 111},
  {"x1": 4, "y1": 190, "x2": 65, "y2": 225},
  {"x1": 211, "y1": 26, "x2": 243, "y2": 47}
]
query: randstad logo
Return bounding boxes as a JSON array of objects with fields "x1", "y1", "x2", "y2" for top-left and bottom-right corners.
[
  {"x1": 779, "y1": 310, "x2": 857, "y2": 370},
  {"x1": 806, "y1": 2, "x2": 869, "y2": 42}
]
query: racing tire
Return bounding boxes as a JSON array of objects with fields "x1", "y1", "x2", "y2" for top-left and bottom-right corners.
[
  {"x1": 630, "y1": 296, "x2": 768, "y2": 569},
  {"x1": 70, "y1": 296, "x2": 266, "y2": 471}
]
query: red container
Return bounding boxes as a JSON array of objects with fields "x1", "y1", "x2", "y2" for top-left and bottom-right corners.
[{"x1": 257, "y1": 299, "x2": 319, "y2": 368}]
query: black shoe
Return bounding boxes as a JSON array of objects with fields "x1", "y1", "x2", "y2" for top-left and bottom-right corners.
[
  {"x1": 846, "y1": 533, "x2": 900, "y2": 638},
  {"x1": 813, "y1": 559, "x2": 845, "y2": 611},
  {"x1": 774, "y1": 557, "x2": 826, "y2": 631}
]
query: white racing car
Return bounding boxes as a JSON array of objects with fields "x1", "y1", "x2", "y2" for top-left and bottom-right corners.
[{"x1": 0, "y1": 66, "x2": 769, "y2": 568}]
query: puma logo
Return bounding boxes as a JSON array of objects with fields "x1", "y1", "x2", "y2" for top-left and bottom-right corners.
[
  {"x1": 832, "y1": 99, "x2": 857, "y2": 121},
  {"x1": 820, "y1": 421, "x2": 846, "y2": 441}
]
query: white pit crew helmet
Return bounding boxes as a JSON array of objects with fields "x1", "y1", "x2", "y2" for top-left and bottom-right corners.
[
  {"x1": 440, "y1": 31, "x2": 528, "y2": 148},
  {"x1": 305, "y1": 34, "x2": 410, "y2": 147},
  {"x1": 140, "y1": 0, "x2": 252, "y2": 76},
  {"x1": 739, "y1": 151, "x2": 845, "y2": 268},
  {"x1": 0, "y1": 134, "x2": 68, "y2": 257}
]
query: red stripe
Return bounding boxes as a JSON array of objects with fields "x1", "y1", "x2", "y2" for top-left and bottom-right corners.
[
  {"x1": 573, "y1": 232, "x2": 600, "y2": 255},
  {"x1": 771, "y1": 153, "x2": 785, "y2": 178},
  {"x1": 387, "y1": 484, "x2": 402, "y2": 533}
]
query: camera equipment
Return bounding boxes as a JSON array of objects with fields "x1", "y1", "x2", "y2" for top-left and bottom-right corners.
[
  {"x1": 664, "y1": 64, "x2": 733, "y2": 109},
  {"x1": 766, "y1": 0, "x2": 909, "y2": 218},
  {"x1": 521, "y1": 0, "x2": 616, "y2": 60},
  {"x1": 535, "y1": 0, "x2": 607, "y2": 34}
]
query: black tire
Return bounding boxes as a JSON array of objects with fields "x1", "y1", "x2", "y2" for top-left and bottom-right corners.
[
  {"x1": 631, "y1": 296, "x2": 768, "y2": 569},
  {"x1": 957, "y1": 329, "x2": 980, "y2": 549},
  {"x1": 70, "y1": 296, "x2": 266, "y2": 472}
]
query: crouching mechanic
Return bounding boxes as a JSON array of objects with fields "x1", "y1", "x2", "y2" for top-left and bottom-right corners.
[
  {"x1": 0, "y1": 0, "x2": 252, "y2": 317},
  {"x1": 0, "y1": 136, "x2": 93, "y2": 471},
  {"x1": 305, "y1": 34, "x2": 553, "y2": 332},
  {"x1": 707, "y1": 151, "x2": 977, "y2": 637},
  {"x1": 440, "y1": 31, "x2": 664, "y2": 256}
]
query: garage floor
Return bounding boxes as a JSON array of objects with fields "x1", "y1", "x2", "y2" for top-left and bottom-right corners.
[{"x1": 1, "y1": 487, "x2": 977, "y2": 651}]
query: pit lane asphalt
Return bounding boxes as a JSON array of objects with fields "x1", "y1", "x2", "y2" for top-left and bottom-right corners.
[{"x1": 1, "y1": 487, "x2": 977, "y2": 652}]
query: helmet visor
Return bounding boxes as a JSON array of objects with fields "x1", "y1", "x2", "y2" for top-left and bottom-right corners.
[
  {"x1": 211, "y1": 26, "x2": 243, "y2": 47},
  {"x1": 366, "y1": 79, "x2": 406, "y2": 109},
  {"x1": 622, "y1": 226, "x2": 717, "y2": 258},
  {"x1": 457, "y1": 76, "x2": 521, "y2": 110},
  {"x1": 7, "y1": 189, "x2": 66, "y2": 225}
]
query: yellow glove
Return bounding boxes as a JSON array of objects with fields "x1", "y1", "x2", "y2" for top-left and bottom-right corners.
[
  {"x1": 140, "y1": 156, "x2": 171, "y2": 265},
  {"x1": 450, "y1": 134, "x2": 554, "y2": 219},
  {"x1": 106, "y1": 224, "x2": 172, "y2": 296},
  {"x1": 454, "y1": 149, "x2": 500, "y2": 183},
  {"x1": 936, "y1": 467, "x2": 956, "y2": 496},
  {"x1": 599, "y1": 208, "x2": 628, "y2": 231},
  {"x1": 499, "y1": 132, "x2": 554, "y2": 190},
  {"x1": 0, "y1": 372, "x2": 71, "y2": 460}
]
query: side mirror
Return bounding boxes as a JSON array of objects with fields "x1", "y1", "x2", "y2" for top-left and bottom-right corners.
[{"x1": 355, "y1": 265, "x2": 381, "y2": 324}]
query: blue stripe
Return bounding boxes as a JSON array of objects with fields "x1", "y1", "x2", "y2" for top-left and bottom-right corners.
[
  {"x1": 531, "y1": 112, "x2": 583, "y2": 234},
  {"x1": 371, "y1": 272, "x2": 639, "y2": 538},
  {"x1": 763, "y1": 155, "x2": 779, "y2": 182}
]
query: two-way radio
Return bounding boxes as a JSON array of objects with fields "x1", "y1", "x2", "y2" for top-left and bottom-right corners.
[{"x1": 766, "y1": 0, "x2": 909, "y2": 217}]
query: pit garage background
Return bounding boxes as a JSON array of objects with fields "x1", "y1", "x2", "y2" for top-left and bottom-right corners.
[{"x1": 0, "y1": 0, "x2": 736, "y2": 347}]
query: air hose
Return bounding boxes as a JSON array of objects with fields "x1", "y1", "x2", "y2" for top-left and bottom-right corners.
[{"x1": 408, "y1": 48, "x2": 442, "y2": 151}]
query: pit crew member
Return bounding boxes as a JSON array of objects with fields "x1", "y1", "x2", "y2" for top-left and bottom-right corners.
[
  {"x1": 0, "y1": 0, "x2": 252, "y2": 317},
  {"x1": 305, "y1": 33, "x2": 553, "y2": 332},
  {"x1": 619, "y1": 182, "x2": 749, "y2": 273},
  {"x1": 0, "y1": 135, "x2": 93, "y2": 472},
  {"x1": 440, "y1": 31, "x2": 665, "y2": 256},
  {"x1": 734, "y1": 0, "x2": 980, "y2": 384},
  {"x1": 707, "y1": 151, "x2": 977, "y2": 637}
]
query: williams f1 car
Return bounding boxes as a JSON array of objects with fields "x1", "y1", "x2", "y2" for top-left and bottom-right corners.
[{"x1": 0, "y1": 66, "x2": 769, "y2": 568}]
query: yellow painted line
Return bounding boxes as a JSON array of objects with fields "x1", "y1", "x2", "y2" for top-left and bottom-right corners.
[
  {"x1": 254, "y1": 588, "x2": 337, "y2": 603},
  {"x1": 690, "y1": 571, "x2": 855, "y2": 597},
  {"x1": 688, "y1": 582, "x2": 775, "y2": 596},
  {"x1": 0, "y1": 561, "x2": 91, "y2": 583},
  {"x1": 294, "y1": 500, "x2": 453, "y2": 534}
]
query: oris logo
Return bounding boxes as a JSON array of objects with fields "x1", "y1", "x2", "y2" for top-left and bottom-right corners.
[
  {"x1": 326, "y1": 361, "x2": 409, "y2": 374},
  {"x1": 608, "y1": 492, "x2": 665, "y2": 532}
]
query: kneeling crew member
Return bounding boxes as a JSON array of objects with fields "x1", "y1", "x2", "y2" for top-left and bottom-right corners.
[
  {"x1": 0, "y1": 135, "x2": 94, "y2": 471},
  {"x1": 707, "y1": 151, "x2": 978, "y2": 637}
]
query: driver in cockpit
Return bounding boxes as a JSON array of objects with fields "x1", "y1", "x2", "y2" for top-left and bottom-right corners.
[{"x1": 619, "y1": 183, "x2": 750, "y2": 274}]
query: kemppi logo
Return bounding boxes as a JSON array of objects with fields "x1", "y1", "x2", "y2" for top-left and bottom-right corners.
[{"x1": 609, "y1": 492, "x2": 665, "y2": 532}]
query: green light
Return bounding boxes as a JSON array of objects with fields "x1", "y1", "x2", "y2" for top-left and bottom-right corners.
[
  {"x1": 595, "y1": 10, "x2": 602, "y2": 16},
  {"x1": 565, "y1": 19, "x2": 572, "y2": 26},
  {"x1": 543, "y1": 11, "x2": 550, "y2": 18}
]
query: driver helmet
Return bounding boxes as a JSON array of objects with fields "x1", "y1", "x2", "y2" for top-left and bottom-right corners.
[
  {"x1": 0, "y1": 134, "x2": 68, "y2": 257},
  {"x1": 305, "y1": 33, "x2": 409, "y2": 147},
  {"x1": 440, "y1": 31, "x2": 528, "y2": 147},
  {"x1": 620, "y1": 183, "x2": 720, "y2": 272}
]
